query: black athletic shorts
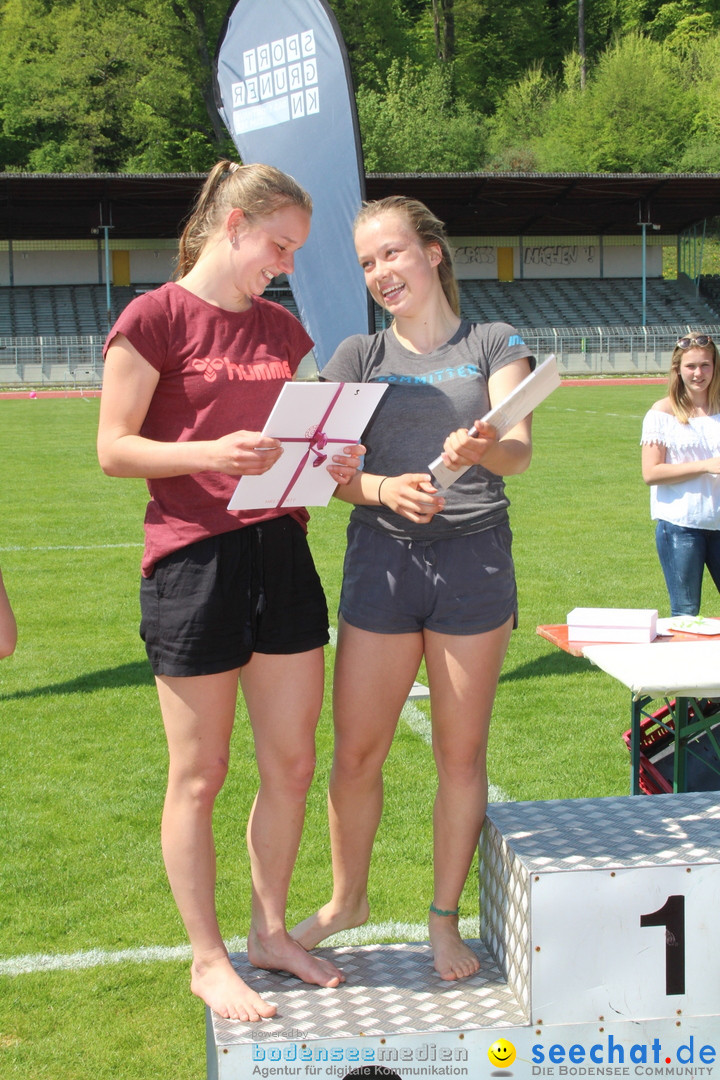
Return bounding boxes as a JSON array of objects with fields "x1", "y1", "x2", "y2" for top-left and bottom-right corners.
[{"x1": 140, "y1": 516, "x2": 329, "y2": 677}]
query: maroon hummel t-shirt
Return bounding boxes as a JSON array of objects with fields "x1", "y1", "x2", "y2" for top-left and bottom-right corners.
[{"x1": 104, "y1": 282, "x2": 314, "y2": 575}]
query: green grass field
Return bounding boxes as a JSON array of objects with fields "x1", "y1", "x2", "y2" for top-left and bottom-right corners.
[{"x1": 0, "y1": 384, "x2": 690, "y2": 1079}]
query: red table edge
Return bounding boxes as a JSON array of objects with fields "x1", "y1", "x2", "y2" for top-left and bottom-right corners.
[{"x1": 536, "y1": 623, "x2": 717, "y2": 659}]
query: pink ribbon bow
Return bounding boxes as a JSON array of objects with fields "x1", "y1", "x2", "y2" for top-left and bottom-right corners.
[{"x1": 275, "y1": 385, "x2": 351, "y2": 507}]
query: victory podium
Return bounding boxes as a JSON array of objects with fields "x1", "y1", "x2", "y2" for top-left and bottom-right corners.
[{"x1": 207, "y1": 791, "x2": 720, "y2": 1079}]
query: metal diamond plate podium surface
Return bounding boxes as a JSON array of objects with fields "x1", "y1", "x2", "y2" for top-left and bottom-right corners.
[
  {"x1": 212, "y1": 939, "x2": 527, "y2": 1047},
  {"x1": 483, "y1": 790, "x2": 720, "y2": 872},
  {"x1": 206, "y1": 792, "x2": 720, "y2": 1079}
]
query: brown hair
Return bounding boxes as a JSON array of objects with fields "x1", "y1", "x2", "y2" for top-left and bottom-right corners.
[
  {"x1": 175, "y1": 160, "x2": 312, "y2": 278},
  {"x1": 354, "y1": 196, "x2": 460, "y2": 317},
  {"x1": 667, "y1": 338, "x2": 720, "y2": 423}
]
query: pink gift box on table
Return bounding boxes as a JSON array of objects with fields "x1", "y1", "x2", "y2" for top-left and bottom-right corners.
[{"x1": 566, "y1": 607, "x2": 658, "y2": 644}]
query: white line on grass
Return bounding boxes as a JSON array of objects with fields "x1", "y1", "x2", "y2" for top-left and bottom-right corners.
[
  {"x1": 0, "y1": 943, "x2": 193, "y2": 976},
  {"x1": 0, "y1": 543, "x2": 142, "y2": 553},
  {"x1": 311, "y1": 917, "x2": 479, "y2": 948},
  {"x1": 0, "y1": 920, "x2": 480, "y2": 977}
]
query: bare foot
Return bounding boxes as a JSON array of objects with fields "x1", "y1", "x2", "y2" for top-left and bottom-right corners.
[
  {"x1": 429, "y1": 913, "x2": 481, "y2": 981},
  {"x1": 248, "y1": 927, "x2": 345, "y2": 987},
  {"x1": 290, "y1": 897, "x2": 370, "y2": 951},
  {"x1": 191, "y1": 953, "x2": 276, "y2": 1021}
]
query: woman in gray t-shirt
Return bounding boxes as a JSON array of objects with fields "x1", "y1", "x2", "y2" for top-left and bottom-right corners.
[{"x1": 292, "y1": 196, "x2": 534, "y2": 981}]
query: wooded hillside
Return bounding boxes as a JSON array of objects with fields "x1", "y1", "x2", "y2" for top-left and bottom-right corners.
[{"x1": 1, "y1": 0, "x2": 718, "y2": 174}]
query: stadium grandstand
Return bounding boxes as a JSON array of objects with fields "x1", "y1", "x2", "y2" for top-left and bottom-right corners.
[{"x1": 2, "y1": 171, "x2": 720, "y2": 384}]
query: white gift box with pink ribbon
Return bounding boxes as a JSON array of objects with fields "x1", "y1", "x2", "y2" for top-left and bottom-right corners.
[{"x1": 227, "y1": 381, "x2": 387, "y2": 511}]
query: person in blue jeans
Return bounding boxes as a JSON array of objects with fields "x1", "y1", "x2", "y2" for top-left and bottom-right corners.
[{"x1": 641, "y1": 333, "x2": 720, "y2": 616}]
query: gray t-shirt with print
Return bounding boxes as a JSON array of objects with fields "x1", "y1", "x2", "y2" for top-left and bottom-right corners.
[{"x1": 322, "y1": 320, "x2": 535, "y2": 541}]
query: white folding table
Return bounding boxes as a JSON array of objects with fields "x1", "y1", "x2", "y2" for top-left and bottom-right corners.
[
  {"x1": 583, "y1": 640, "x2": 720, "y2": 794},
  {"x1": 538, "y1": 625, "x2": 720, "y2": 794}
]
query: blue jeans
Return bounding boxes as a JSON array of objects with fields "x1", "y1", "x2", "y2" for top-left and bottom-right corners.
[{"x1": 655, "y1": 519, "x2": 720, "y2": 616}]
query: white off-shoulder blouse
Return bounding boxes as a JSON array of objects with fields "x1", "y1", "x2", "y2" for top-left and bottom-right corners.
[{"x1": 641, "y1": 408, "x2": 720, "y2": 529}]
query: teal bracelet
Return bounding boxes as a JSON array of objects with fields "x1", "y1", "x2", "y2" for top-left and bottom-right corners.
[{"x1": 429, "y1": 901, "x2": 459, "y2": 917}]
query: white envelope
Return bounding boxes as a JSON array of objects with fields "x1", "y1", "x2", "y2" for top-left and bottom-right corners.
[
  {"x1": 429, "y1": 353, "x2": 561, "y2": 489},
  {"x1": 227, "y1": 381, "x2": 387, "y2": 510}
]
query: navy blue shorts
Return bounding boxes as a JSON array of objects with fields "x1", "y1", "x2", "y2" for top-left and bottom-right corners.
[
  {"x1": 140, "y1": 516, "x2": 329, "y2": 677},
  {"x1": 339, "y1": 519, "x2": 517, "y2": 635}
]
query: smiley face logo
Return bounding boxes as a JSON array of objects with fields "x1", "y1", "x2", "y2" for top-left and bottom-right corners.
[{"x1": 488, "y1": 1038, "x2": 516, "y2": 1069}]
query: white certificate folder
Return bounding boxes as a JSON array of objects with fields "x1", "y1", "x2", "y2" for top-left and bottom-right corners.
[
  {"x1": 228, "y1": 381, "x2": 387, "y2": 510},
  {"x1": 429, "y1": 353, "x2": 561, "y2": 489}
]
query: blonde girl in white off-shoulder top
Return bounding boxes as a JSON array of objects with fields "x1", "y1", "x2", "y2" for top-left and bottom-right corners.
[{"x1": 641, "y1": 333, "x2": 720, "y2": 616}]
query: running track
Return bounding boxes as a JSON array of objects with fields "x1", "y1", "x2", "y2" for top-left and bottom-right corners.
[{"x1": 0, "y1": 377, "x2": 666, "y2": 401}]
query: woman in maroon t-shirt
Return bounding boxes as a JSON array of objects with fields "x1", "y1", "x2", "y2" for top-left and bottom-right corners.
[{"x1": 98, "y1": 161, "x2": 360, "y2": 1022}]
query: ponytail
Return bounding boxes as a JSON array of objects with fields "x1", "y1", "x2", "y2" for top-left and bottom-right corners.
[{"x1": 176, "y1": 160, "x2": 312, "y2": 278}]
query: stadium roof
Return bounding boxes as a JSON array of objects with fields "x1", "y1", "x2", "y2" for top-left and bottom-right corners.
[
  {"x1": 1, "y1": 171, "x2": 719, "y2": 241},
  {"x1": 367, "y1": 172, "x2": 720, "y2": 238}
]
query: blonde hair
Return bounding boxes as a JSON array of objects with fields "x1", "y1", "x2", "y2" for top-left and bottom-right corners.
[
  {"x1": 668, "y1": 338, "x2": 720, "y2": 423},
  {"x1": 354, "y1": 196, "x2": 460, "y2": 317},
  {"x1": 175, "y1": 160, "x2": 312, "y2": 278}
]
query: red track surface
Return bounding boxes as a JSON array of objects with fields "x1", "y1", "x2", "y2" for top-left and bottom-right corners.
[
  {"x1": 0, "y1": 389, "x2": 102, "y2": 399},
  {"x1": 0, "y1": 378, "x2": 665, "y2": 401}
]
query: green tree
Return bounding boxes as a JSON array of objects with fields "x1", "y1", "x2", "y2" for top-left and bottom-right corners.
[
  {"x1": 0, "y1": 0, "x2": 138, "y2": 171},
  {"x1": 0, "y1": 0, "x2": 230, "y2": 172},
  {"x1": 617, "y1": 0, "x2": 720, "y2": 36},
  {"x1": 485, "y1": 63, "x2": 556, "y2": 170},
  {"x1": 410, "y1": 0, "x2": 577, "y2": 113},
  {"x1": 677, "y1": 32, "x2": 720, "y2": 171},
  {"x1": 120, "y1": 0, "x2": 233, "y2": 171},
  {"x1": 2, "y1": 0, "x2": 718, "y2": 176},
  {"x1": 356, "y1": 58, "x2": 486, "y2": 171},
  {"x1": 330, "y1": 0, "x2": 418, "y2": 90},
  {"x1": 534, "y1": 33, "x2": 696, "y2": 172}
]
